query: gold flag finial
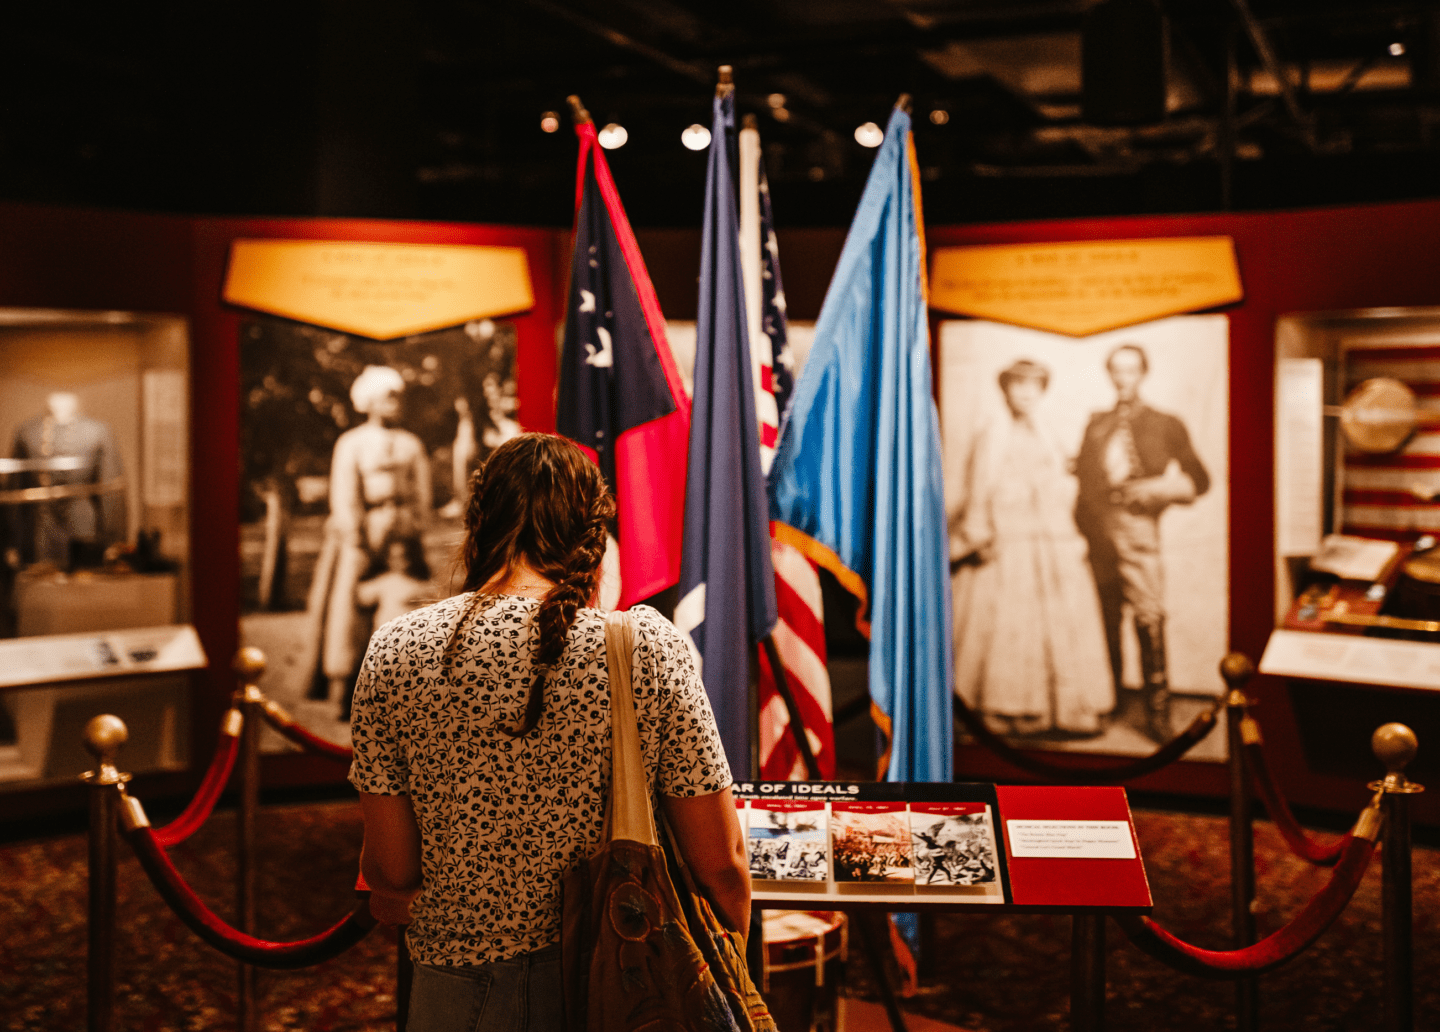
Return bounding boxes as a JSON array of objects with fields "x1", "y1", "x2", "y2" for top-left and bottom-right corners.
[
  {"x1": 567, "y1": 95, "x2": 592, "y2": 126},
  {"x1": 896, "y1": 93, "x2": 913, "y2": 113},
  {"x1": 717, "y1": 65, "x2": 734, "y2": 98}
]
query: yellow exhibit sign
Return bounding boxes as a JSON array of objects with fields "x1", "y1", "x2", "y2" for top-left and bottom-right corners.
[
  {"x1": 930, "y1": 236, "x2": 1242, "y2": 336},
  {"x1": 222, "y1": 239, "x2": 534, "y2": 339}
]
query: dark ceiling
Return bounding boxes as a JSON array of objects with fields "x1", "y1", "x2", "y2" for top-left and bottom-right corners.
[{"x1": 6, "y1": 0, "x2": 1440, "y2": 228}]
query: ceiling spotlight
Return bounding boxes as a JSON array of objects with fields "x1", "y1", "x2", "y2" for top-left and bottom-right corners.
[
  {"x1": 540, "y1": 111, "x2": 560, "y2": 133},
  {"x1": 929, "y1": 108, "x2": 950, "y2": 126},
  {"x1": 767, "y1": 93, "x2": 787, "y2": 109},
  {"x1": 772, "y1": 107, "x2": 791, "y2": 123},
  {"x1": 681, "y1": 124, "x2": 711, "y2": 150},
  {"x1": 854, "y1": 121, "x2": 884, "y2": 148},
  {"x1": 1390, "y1": 41, "x2": 1406, "y2": 56},
  {"x1": 597, "y1": 123, "x2": 628, "y2": 149}
]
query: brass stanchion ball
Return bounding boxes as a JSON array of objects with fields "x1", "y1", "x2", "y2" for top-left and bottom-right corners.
[
  {"x1": 1372, "y1": 723, "x2": 1418, "y2": 775},
  {"x1": 1219, "y1": 652, "x2": 1255, "y2": 687},
  {"x1": 83, "y1": 714, "x2": 128, "y2": 764},
  {"x1": 233, "y1": 646, "x2": 267, "y2": 683}
]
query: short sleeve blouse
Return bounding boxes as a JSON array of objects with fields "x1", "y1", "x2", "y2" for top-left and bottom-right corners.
[{"x1": 348, "y1": 593, "x2": 731, "y2": 966}]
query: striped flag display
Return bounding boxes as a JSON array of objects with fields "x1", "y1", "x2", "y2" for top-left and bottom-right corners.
[
  {"x1": 740, "y1": 118, "x2": 835, "y2": 780},
  {"x1": 758, "y1": 538, "x2": 836, "y2": 778},
  {"x1": 1342, "y1": 344, "x2": 1440, "y2": 540}
]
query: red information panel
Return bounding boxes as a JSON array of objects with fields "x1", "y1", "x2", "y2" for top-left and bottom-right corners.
[{"x1": 995, "y1": 785, "x2": 1151, "y2": 910}]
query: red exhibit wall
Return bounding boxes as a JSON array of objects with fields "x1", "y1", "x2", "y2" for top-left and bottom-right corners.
[
  {"x1": 0, "y1": 204, "x2": 565, "y2": 813},
  {"x1": 930, "y1": 201, "x2": 1440, "y2": 824},
  {"x1": 4, "y1": 199, "x2": 1440, "y2": 824}
]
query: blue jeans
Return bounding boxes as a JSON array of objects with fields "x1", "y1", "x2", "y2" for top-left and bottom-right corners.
[{"x1": 408, "y1": 944, "x2": 564, "y2": 1032}]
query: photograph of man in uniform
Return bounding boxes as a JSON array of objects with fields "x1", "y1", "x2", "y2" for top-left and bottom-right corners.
[
  {"x1": 1074, "y1": 344, "x2": 1210, "y2": 743},
  {"x1": 939, "y1": 316, "x2": 1228, "y2": 762}
]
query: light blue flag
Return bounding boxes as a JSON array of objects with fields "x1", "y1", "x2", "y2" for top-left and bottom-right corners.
[{"x1": 767, "y1": 104, "x2": 953, "y2": 783}]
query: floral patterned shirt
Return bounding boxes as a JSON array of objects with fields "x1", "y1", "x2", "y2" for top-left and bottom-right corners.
[{"x1": 348, "y1": 593, "x2": 731, "y2": 966}]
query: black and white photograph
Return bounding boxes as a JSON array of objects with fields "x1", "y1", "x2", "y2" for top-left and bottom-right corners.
[
  {"x1": 747, "y1": 800, "x2": 829, "y2": 882},
  {"x1": 238, "y1": 315, "x2": 519, "y2": 746},
  {"x1": 908, "y1": 803, "x2": 999, "y2": 889},
  {"x1": 941, "y1": 316, "x2": 1229, "y2": 761}
]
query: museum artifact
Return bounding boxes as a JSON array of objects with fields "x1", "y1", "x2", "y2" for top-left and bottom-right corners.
[{"x1": 6, "y1": 392, "x2": 126, "y2": 570}]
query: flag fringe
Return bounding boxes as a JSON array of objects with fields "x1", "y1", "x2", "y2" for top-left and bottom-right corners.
[{"x1": 769, "y1": 522, "x2": 870, "y2": 639}]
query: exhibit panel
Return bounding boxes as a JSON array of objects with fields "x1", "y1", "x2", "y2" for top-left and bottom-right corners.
[
  {"x1": 0, "y1": 309, "x2": 197, "y2": 787},
  {"x1": 185, "y1": 219, "x2": 564, "y2": 767},
  {"x1": 930, "y1": 201, "x2": 1440, "y2": 822},
  {"x1": 939, "y1": 315, "x2": 1230, "y2": 762}
]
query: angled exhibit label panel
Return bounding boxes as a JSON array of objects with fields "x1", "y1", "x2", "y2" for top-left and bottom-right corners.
[
  {"x1": 931, "y1": 236, "x2": 1243, "y2": 337},
  {"x1": 223, "y1": 239, "x2": 535, "y2": 340}
]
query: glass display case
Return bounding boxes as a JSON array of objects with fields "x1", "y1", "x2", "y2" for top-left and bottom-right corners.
[{"x1": 0, "y1": 309, "x2": 197, "y2": 787}]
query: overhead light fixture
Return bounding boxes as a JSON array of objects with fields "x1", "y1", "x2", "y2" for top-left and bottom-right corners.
[
  {"x1": 1390, "y1": 41, "x2": 1406, "y2": 56},
  {"x1": 854, "y1": 122, "x2": 884, "y2": 148},
  {"x1": 767, "y1": 93, "x2": 787, "y2": 109},
  {"x1": 540, "y1": 111, "x2": 560, "y2": 133},
  {"x1": 597, "y1": 123, "x2": 628, "y2": 149},
  {"x1": 929, "y1": 109, "x2": 950, "y2": 126},
  {"x1": 681, "y1": 124, "x2": 711, "y2": 150}
]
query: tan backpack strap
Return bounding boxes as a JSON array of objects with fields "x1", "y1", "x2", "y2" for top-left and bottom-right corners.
[{"x1": 604, "y1": 610, "x2": 658, "y2": 846}]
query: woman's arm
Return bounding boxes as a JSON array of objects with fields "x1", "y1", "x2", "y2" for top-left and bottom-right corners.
[
  {"x1": 358, "y1": 791, "x2": 423, "y2": 924},
  {"x1": 661, "y1": 786, "x2": 751, "y2": 937}
]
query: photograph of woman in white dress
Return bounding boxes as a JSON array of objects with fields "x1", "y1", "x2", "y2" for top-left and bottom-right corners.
[{"x1": 951, "y1": 359, "x2": 1115, "y2": 736}]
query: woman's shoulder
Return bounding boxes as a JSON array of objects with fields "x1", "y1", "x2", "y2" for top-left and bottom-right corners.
[
  {"x1": 622, "y1": 605, "x2": 683, "y2": 644},
  {"x1": 367, "y1": 593, "x2": 468, "y2": 648}
]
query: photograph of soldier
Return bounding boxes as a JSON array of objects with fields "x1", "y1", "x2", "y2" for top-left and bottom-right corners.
[
  {"x1": 1075, "y1": 344, "x2": 1211, "y2": 743},
  {"x1": 940, "y1": 316, "x2": 1229, "y2": 761},
  {"x1": 238, "y1": 315, "x2": 517, "y2": 741}
]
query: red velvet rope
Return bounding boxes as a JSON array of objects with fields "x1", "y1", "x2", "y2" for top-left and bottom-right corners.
[
  {"x1": 125, "y1": 826, "x2": 377, "y2": 969},
  {"x1": 153, "y1": 726, "x2": 240, "y2": 848},
  {"x1": 260, "y1": 704, "x2": 354, "y2": 762},
  {"x1": 953, "y1": 695, "x2": 1219, "y2": 784},
  {"x1": 1116, "y1": 831, "x2": 1376, "y2": 979},
  {"x1": 1245, "y1": 735, "x2": 1349, "y2": 866}
]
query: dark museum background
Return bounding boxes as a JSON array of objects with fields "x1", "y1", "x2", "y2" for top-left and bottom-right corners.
[{"x1": 8, "y1": 0, "x2": 1440, "y2": 227}]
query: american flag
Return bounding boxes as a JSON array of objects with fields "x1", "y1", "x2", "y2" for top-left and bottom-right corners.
[
  {"x1": 739, "y1": 122, "x2": 835, "y2": 780},
  {"x1": 1341, "y1": 344, "x2": 1440, "y2": 540}
]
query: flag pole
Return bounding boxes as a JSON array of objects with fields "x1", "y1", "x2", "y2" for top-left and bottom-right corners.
[
  {"x1": 717, "y1": 64, "x2": 733, "y2": 96},
  {"x1": 896, "y1": 92, "x2": 913, "y2": 113},
  {"x1": 760, "y1": 634, "x2": 823, "y2": 780},
  {"x1": 566, "y1": 94, "x2": 592, "y2": 125}
]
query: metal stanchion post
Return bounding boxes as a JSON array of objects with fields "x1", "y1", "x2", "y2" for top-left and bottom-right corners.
[
  {"x1": 234, "y1": 648, "x2": 267, "y2": 1032},
  {"x1": 1370, "y1": 723, "x2": 1423, "y2": 1032},
  {"x1": 396, "y1": 928, "x2": 412, "y2": 1031},
  {"x1": 1069, "y1": 912, "x2": 1106, "y2": 1032},
  {"x1": 1220, "y1": 653, "x2": 1258, "y2": 1032},
  {"x1": 82, "y1": 714, "x2": 129, "y2": 1032}
]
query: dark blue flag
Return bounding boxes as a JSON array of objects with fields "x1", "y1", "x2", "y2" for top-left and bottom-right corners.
[{"x1": 676, "y1": 86, "x2": 778, "y2": 774}]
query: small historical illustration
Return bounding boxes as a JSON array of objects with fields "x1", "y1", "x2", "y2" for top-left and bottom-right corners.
[
  {"x1": 238, "y1": 315, "x2": 519, "y2": 746},
  {"x1": 908, "y1": 803, "x2": 999, "y2": 888},
  {"x1": 831, "y1": 802, "x2": 915, "y2": 884},
  {"x1": 940, "y1": 316, "x2": 1229, "y2": 761},
  {"x1": 747, "y1": 800, "x2": 828, "y2": 882}
]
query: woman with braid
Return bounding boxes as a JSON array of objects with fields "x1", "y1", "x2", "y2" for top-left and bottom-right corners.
[{"x1": 349, "y1": 433, "x2": 748, "y2": 1032}]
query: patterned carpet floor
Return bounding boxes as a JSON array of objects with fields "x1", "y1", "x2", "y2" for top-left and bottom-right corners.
[{"x1": 1, "y1": 797, "x2": 1435, "y2": 1031}]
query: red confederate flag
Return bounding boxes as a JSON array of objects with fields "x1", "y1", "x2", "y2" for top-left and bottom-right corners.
[{"x1": 556, "y1": 106, "x2": 690, "y2": 608}]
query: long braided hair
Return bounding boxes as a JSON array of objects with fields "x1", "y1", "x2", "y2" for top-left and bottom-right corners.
[{"x1": 444, "y1": 433, "x2": 614, "y2": 737}]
